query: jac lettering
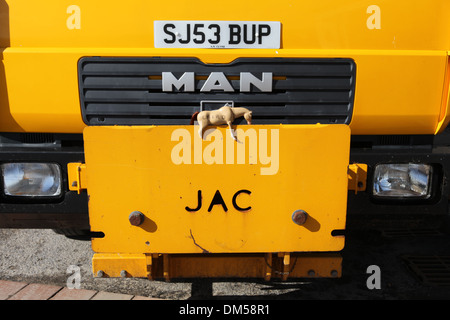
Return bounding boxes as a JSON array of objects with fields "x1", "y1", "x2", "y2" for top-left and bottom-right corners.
[{"x1": 185, "y1": 189, "x2": 252, "y2": 213}]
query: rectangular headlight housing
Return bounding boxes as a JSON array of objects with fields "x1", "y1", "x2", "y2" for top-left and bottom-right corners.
[
  {"x1": 1, "y1": 163, "x2": 62, "y2": 197},
  {"x1": 372, "y1": 163, "x2": 432, "y2": 199}
]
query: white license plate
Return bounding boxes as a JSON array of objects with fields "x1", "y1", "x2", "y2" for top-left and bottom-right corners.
[{"x1": 154, "y1": 21, "x2": 281, "y2": 49}]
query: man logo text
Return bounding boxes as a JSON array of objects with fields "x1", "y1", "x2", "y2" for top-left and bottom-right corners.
[
  {"x1": 162, "y1": 72, "x2": 273, "y2": 92},
  {"x1": 171, "y1": 127, "x2": 279, "y2": 175}
]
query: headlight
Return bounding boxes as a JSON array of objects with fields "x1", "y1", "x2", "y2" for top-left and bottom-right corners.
[
  {"x1": 372, "y1": 163, "x2": 432, "y2": 198},
  {"x1": 1, "y1": 163, "x2": 62, "y2": 197}
]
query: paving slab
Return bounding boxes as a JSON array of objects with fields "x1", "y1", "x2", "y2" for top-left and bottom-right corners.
[
  {"x1": 132, "y1": 295, "x2": 162, "y2": 300},
  {"x1": 50, "y1": 287, "x2": 98, "y2": 300},
  {"x1": 91, "y1": 291, "x2": 134, "y2": 300},
  {"x1": 1, "y1": 280, "x2": 164, "y2": 300},
  {"x1": 0, "y1": 280, "x2": 28, "y2": 300},
  {"x1": 7, "y1": 283, "x2": 61, "y2": 300}
]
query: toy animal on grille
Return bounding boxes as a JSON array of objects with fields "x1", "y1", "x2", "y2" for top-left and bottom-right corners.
[{"x1": 190, "y1": 105, "x2": 253, "y2": 141}]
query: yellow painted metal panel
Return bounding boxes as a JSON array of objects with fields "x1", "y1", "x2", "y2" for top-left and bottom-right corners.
[
  {"x1": 67, "y1": 162, "x2": 87, "y2": 193},
  {"x1": 2, "y1": 1, "x2": 450, "y2": 51},
  {"x1": 0, "y1": 48, "x2": 446, "y2": 134},
  {"x1": 84, "y1": 124, "x2": 350, "y2": 254},
  {"x1": 349, "y1": 52, "x2": 446, "y2": 135},
  {"x1": 91, "y1": 252, "x2": 342, "y2": 280},
  {"x1": 435, "y1": 54, "x2": 450, "y2": 134},
  {"x1": 92, "y1": 253, "x2": 149, "y2": 278},
  {"x1": 348, "y1": 163, "x2": 367, "y2": 194},
  {"x1": 151, "y1": 253, "x2": 342, "y2": 280},
  {"x1": 0, "y1": 1, "x2": 449, "y2": 134}
]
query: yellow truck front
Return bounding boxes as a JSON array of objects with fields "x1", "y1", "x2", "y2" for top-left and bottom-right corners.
[{"x1": 1, "y1": 1, "x2": 450, "y2": 280}]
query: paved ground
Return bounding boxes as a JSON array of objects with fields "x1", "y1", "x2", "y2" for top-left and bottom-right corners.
[
  {"x1": 2, "y1": 215, "x2": 450, "y2": 300},
  {"x1": 0, "y1": 279, "x2": 159, "y2": 300}
]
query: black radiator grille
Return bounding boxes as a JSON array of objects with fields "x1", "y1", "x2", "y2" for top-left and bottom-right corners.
[{"x1": 78, "y1": 57, "x2": 356, "y2": 125}]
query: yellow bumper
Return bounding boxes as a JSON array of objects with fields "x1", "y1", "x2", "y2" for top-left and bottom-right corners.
[{"x1": 69, "y1": 124, "x2": 360, "y2": 279}]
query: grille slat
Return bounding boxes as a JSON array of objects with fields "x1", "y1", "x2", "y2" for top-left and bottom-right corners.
[
  {"x1": 86, "y1": 116, "x2": 349, "y2": 126},
  {"x1": 83, "y1": 90, "x2": 352, "y2": 104},
  {"x1": 402, "y1": 255, "x2": 450, "y2": 286},
  {"x1": 79, "y1": 57, "x2": 356, "y2": 126},
  {"x1": 81, "y1": 61, "x2": 354, "y2": 76},
  {"x1": 82, "y1": 76, "x2": 353, "y2": 91},
  {"x1": 85, "y1": 104, "x2": 350, "y2": 117}
]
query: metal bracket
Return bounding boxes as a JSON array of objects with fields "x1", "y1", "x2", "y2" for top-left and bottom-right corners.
[
  {"x1": 348, "y1": 163, "x2": 368, "y2": 194},
  {"x1": 93, "y1": 253, "x2": 152, "y2": 279},
  {"x1": 92, "y1": 252, "x2": 342, "y2": 281},
  {"x1": 200, "y1": 100, "x2": 234, "y2": 111},
  {"x1": 67, "y1": 162, "x2": 87, "y2": 194}
]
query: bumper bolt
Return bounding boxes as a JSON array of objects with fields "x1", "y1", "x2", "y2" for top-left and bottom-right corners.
[
  {"x1": 292, "y1": 210, "x2": 308, "y2": 226},
  {"x1": 129, "y1": 211, "x2": 145, "y2": 226}
]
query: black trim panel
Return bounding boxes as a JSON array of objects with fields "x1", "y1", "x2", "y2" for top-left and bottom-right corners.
[
  {"x1": 348, "y1": 141, "x2": 450, "y2": 217},
  {"x1": 1, "y1": 133, "x2": 449, "y2": 229},
  {"x1": 0, "y1": 135, "x2": 89, "y2": 229}
]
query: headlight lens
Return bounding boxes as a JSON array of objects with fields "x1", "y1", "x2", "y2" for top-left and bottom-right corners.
[
  {"x1": 372, "y1": 163, "x2": 432, "y2": 198},
  {"x1": 1, "y1": 163, "x2": 62, "y2": 197}
]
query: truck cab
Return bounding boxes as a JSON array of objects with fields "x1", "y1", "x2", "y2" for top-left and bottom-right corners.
[{"x1": 1, "y1": 1, "x2": 449, "y2": 280}]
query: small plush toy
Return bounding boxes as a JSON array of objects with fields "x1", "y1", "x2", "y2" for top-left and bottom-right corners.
[{"x1": 190, "y1": 105, "x2": 252, "y2": 141}]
